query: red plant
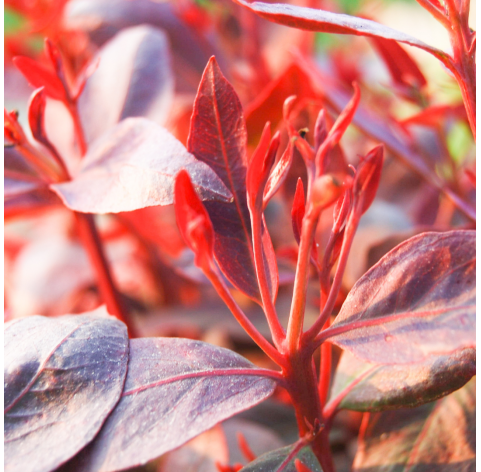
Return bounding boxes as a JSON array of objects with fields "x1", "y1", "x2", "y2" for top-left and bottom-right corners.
[{"x1": 4, "y1": 0, "x2": 475, "y2": 471}]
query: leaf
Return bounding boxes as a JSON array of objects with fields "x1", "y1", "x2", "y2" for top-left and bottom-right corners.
[
  {"x1": 4, "y1": 175, "x2": 47, "y2": 199},
  {"x1": 78, "y1": 25, "x2": 174, "y2": 144},
  {"x1": 329, "y1": 348, "x2": 475, "y2": 412},
  {"x1": 12, "y1": 56, "x2": 66, "y2": 101},
  {"x1": 239, "y1": 445, "x2": 322, "y2": 472},
  {"x1": 64, "y1": 337, "x2": 278, "y2": 472},
  {"x1": 325, "y1": 230, "x2": 475, "y2": 364},
  {"x1": 51, "y1": 117, "x2": 232, "y2": 214},
  {"x1": 188, "y1": 57, "x2": 275, "y2": 301},
  {"x1": 245, "y1": 63, "x2": 317, "y2": 146},
  {"x1": 4, "y1": 308, "x2": 129, "y2": 472},
  {"x1": 353, "y1": 379, "x2": 475, "y2": 471},
  {"x1": 233, "y1": 1, "x2": 449, "y2": 63}
]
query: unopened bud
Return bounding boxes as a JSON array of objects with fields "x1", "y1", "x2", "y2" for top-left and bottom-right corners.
[{"x1": 312, "y1": 173, "x2": 349, "y2": 210}]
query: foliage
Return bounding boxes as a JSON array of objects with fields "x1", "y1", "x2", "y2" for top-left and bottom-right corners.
[{"x1": 4, "y1": 0, "x2": 475, "y2": 471}]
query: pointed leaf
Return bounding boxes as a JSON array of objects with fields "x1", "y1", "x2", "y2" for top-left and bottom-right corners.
[
  {"x1": 4, "y1": 308, "x2": 129, "y2": 472},
  {"x1": 188, "y1": 57, "x2": 275, "y2": 301},
  {"x1": 245, "y1": 63, "x2": 317, "y2": 146},
  {"x1": 325, "y1": 230, "x2": 475, "y2": 364},
  {"x1": 329, "y1": 348, "x2": 475, "y2": 412},
  {"x1": 353, "y1": 379, "x2": 475, "y2": 471},
  {"x1": 13, "y1": 56, "x2": 66, "y2": 101},
  {"x1": 51, "y1": 117, "x2": 232, "y2": 214},
  {"x1": 233, "y1": 1, "x2": 449, "y2": 63},
  {"x1": 78, "y1": 25, "x2": 174, "y2": 144},
  {"x1": 65, "y1": 337, "x2": 278, "y2": 472},
  {"x1": 239, "y1": 445, "x2": 322, "y2": 472}
]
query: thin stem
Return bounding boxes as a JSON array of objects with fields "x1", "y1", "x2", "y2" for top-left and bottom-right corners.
[
  {"x1": 67, "y1": 100, "x2": 88, "y2": 156},
  {"x1": 15, "y1": 141, "x2": 61, "y2": 182},
  {"x1": 414, "y1": 0, "x2": 450, "y2": 27},
  {"x1": 318, "y1": 337, "x2": 332, "y2": 408},
  {"x1": 251, "y1": 212, "x2": 286, "y2": 348},
  {"x1": 74, "y1": 212, "x2": 137, "y2": 337},
  {"x1": 286, "y1": 206, "x2": 321, "y2": 353},
  {"x1": 304, "y1": 207, "x2": 361, "y2": 342},
  {"x1": 204, "y1": 264, "x2": 286, "y2": 367}
]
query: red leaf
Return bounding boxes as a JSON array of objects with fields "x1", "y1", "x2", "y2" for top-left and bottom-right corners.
[
  {"x1": 64, "y1": 338, "x2": 278, "y2": 472},
  {"x1": 370, "y1": 37, "x2": 427, "y2": 90},
  {"x1": 175, "y1": 169, "x2": 215, "y2": 270},
  {"x1": 245, "y1": 63, "x2": 317, "y2": 146},
  {"x1": 353, "y1": 145, "x2": 384, "y2": 214},
  {"x1": 13, "y1": 56, "x2": 66, "y2": 102},
  {"x1": 325, "y1": 230, "x2": 475, "y2": 364},
  {"x1": 233, "y1": 1, "x2": 449, "y2": 63},
  {"x1": 78, "y1": 25, "x2": 174, "y2": 144},
  {"x1": 188, "y1": 57, "x2": 275, "y2": 301},
  {"x1": 264, "y1": 141, "x2": 294, "y2": 207},
  {"x1": 51, "y1": 118, "x2": 232, "y2": 214},
  {"x1": 4, "y1": 309, "x2": 129, "y2": 472},
  {"x1": 291, "y1": 177, "x2": 305, "y2": 246}
]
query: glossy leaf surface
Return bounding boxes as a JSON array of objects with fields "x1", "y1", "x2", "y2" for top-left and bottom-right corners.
[
  {"x1": 239, "y1": 445, "x2": 322, "y2": 472},
  {"x1": 188, "y1": 57, "x2": 275, "y2": 301},
  {"x1": 78, "y1": 25, "x2": 174, "y2": 144},
  {"x1": 326, "y1": 231, "x2": 475, "y2": 364},
  {"x1": 353, "y1": 379, "x2": 475, "y2": 471},
  {"x1": 51, "y1": 117, "x2": 232, "y2": 214},
  {"x1": 233, "y1": 1, "x2": 448, "y2": 62},
  {"x1": 4, "y1": 308, "x2": 129, "y2": 472},
  {"x1": 329, "y1": 348, "x2": 475, "y2": 412},
  {"x1": 67, "y1": 337, "x2": 278, "y2": 472}
]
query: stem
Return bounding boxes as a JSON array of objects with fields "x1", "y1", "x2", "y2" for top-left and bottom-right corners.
[
  {"x1": 414, "y1": 0, "x2": 450, "y2": 27},
  {"x1": 283, "y1": 348, "x2": 335, "y2": 472},
  {"x1": 16, "y1": 141, "x2": 62, "y2": 182},
  {"x1": 304, "y1": 207, "x2": 361, "y2": 342},
  {"x1": 74, "y1": 212, "x2": 137, "y2": 337},
  {"x1": 445, "y1": 0, "x2": 476, "y2": 139},
  {"x1": 67, "y1": 100, "x2": 88, "y2": 156},
  {"x1": 251, "y1": 212, "x2": 286, "y2": 348},
  {"x1": 286, "y1": 206, "x2": 321, "y2": 353},
  {"x1": 204, "y1": 265, "x2": 286, "y2": 367}
]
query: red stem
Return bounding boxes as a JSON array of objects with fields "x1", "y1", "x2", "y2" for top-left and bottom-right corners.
[
  {"x1": 251, "y1": 212, "x2": 286, "y2": 348},
  {"x1": 204, "y1": 264, "x2": 286, "y2": 367},
  {"x1": 67, "y1": 99, "x2": 88, "y2": 156},
  {"x1": 304, "y1": 206, "x2": 362, "y2": 342},
  {"x1": 286, "y1": 206, "x2": 321, "y2": 353},
  {"x1": 74, "y1": 212, "x2": 138, "y2": 337}
]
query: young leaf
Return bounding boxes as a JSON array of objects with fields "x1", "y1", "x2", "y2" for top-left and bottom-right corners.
[
  {"x1": 233, "y1": 1, "x2": 449, "y2": 64},
  {"x1": 329, "y1": 348, "x2": 475, "y2": 412},
  {"x1": 51, "y1": 117, "x2": 232, "y2": 214},
  {"x1": 323, "y1": 230, "x2": 475, "y2": 364},
  {"x1": 245, "y1": 63, "x2": 316, "y2": 146},
  {"x1": 239, "y1": 445, "x2": 322, "y2": 472},
  {"x1": 174, "y1": 169, "x2": 215, "y2": 270},
  {"x1": 78, "y1": 25, "x2": 174, "y2": 144},
  {"x1": 188, "y1": 57, "x2": 275, "y2": 301},
  {"x1": 4, "y1": 308, "x2": 129, "y2": 472},
  {"x1": 12, "y1": 56, "x2": 66, "y2": 102},
  {"x1": 353, "y1": 379, "x2": 475, "y2": 471},
  {"x1": 64, "y1": 338, "x2": 279, "y2": 472}
]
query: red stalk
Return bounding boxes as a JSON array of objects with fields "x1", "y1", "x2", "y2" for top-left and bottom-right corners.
[{"x1": 74, "y1": 212, "x2": 137, "y2": 337}]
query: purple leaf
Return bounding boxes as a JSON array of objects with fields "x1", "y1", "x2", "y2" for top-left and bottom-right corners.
[
  {"x1": 324, "y1": 230, "x2": 475, "y2": 364},
  {"x1": 329, "y1": 348, "x2": 475, "y2": 412},
  {"x1": 188, "y1": 57, "x2": 276, "y2": 301},
  {"x1": 353, "y1": 379, "x2": 475, "y2": 471},
  {"x1": 78, "y1": 25, "x2": 174, "y2": 144},
  {"x1": 233, "y1": 1, "x2": 449, "y2": 63},
  {"x1": 4, "y1": 176, "x2": 47, "y2": 199},
  {"x1": 51, "y1": 117, "x2": 232, "y2": 214},
  {"x1": 239, "y1": 445, "x2": 321, "y2": 472},
  {"x1": 65, "y1": 337, "x2": 278, "y2": 472},
  {"x1": 4, "y1": 308, "x2": 129, "y2": 472}
]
